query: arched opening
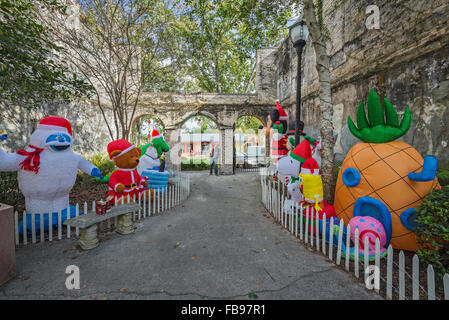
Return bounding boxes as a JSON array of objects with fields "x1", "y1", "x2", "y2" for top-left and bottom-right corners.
[
  {"x1": 234, "y1": 116, "x2": 266, "y2": 170},
  {"x1": 130, "y1": 115, "x2": 165, "y2": 146},
  {"x1": 180, "y1": 114, "x2": 220, "y2": 171}
]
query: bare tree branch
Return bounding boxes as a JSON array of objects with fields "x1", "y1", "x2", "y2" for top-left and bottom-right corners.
[{"x1": 41, "y1": 0, "x2": 171, "y2": 140}]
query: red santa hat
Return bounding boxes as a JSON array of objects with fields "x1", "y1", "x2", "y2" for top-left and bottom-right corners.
[
  {"x1": 301, "y1": 157, "x2": 320, "y2": 175},
  {"x1": 289, "y1": 139, "x2": 311, "y2": 163},
  {"x1": 37, "y1": 117, "x2": 72, "y2": 136},
  {"x1": 107, "y1": 139, "x2": 135, "y2": 160},
  {"x1": 151, "y1": 129, "x2": 162, "y2": 140},
  {"x1": 275, "y1": 101, "x2": 288, "y2": 120}
]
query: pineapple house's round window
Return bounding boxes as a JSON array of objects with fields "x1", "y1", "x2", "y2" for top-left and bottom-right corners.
[{"x1": 342, "y1": 167, "x2": 361, "y2": 187}]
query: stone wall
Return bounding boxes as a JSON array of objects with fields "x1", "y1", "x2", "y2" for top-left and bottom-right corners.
[
  {"x1": 256, "y1": 48, "x2": 278, "y2": 101},
  {"x1": 275, "y1": 0, "x2": 449, "y2": 163},
  {"x1": 0, "y1": 1, "x2": 117, "y2": 157},
  {"x1": 0, "y1": 100, "x2": 114, "y2": 156}
]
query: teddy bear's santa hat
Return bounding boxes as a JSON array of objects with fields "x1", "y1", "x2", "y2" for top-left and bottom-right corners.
[
  {"x1": 107, "y1": 139, "x2": 136, "y2": 160},
  {"x1": 37, "y1": 117, "x2": 72, "y2": 136}
]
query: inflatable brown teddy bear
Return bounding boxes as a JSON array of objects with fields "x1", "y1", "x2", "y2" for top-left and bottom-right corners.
[{"x1": 106, "y1": 139, "x2": 153, "y2": 204}]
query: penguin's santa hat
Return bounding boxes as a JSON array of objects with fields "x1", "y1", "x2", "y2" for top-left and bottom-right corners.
[{"x1": 151, "y1": 129, "x2": 162, "y2": 140}]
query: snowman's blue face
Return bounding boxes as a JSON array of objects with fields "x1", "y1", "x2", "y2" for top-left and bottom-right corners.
[{"x1": 45, "y1": 133, "x2": 72, "y2": 152}]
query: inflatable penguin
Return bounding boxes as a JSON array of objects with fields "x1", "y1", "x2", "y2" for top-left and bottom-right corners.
[
  {"x1": 137, "y1": 129, "x2": 170, "y2": 175},
  {"x1": 0, "y1": 117, "x2": 103, "y2": 215},
  {"x1": 277, "y1": 139, "x2": 312, "y2": 180}
]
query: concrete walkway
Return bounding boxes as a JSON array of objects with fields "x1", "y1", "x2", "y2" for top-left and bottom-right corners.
[{"x1": 1, "y1": 172, "x2": 381, "y2": 300}]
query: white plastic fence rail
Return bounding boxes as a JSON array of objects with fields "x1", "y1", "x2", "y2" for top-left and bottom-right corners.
[
  {"x1": 260, "y1": 174, "x2": 449, "y2": 300},
  {"x1": 14, "y1": 173, "x2": 190, "y2": 247}
]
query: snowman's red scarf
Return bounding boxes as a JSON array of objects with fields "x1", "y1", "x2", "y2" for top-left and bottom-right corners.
[{"x1": 16, "y1": 145, "x2": 44, "y2": 174}]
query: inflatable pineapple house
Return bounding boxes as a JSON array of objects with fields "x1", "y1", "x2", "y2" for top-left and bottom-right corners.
[{"x1": 334, "y1": 89, "x2": 440, "y2": 252}]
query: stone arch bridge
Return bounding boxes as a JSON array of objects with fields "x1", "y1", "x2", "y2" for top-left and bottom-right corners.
[
  {"x1": 134, "y1": 91, "x2": 275, "y2": 174},
  {"x1": 128, "y1": 48, "x2": 278, "y2": 175}
]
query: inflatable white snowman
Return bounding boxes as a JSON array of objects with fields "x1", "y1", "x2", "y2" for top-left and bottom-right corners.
[
  {"x1": 136, "y1": 129, "x2": 170, "y2": 175},
  {"x1": 0, "y1": 117, "x2": 103, "y2": 214}
]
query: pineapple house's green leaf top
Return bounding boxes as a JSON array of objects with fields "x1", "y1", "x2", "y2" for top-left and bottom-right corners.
[{"x1": 348, "y1": 89, "x2": 411, "y2": 143}]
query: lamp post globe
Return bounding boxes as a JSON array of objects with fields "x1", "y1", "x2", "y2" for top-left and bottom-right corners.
[
  {"x1": 289, "y1": 19, "x2": 309, "y2": 47},
  {"x1": 289, "y1": 18, "x2": 309, "y2": 146}
]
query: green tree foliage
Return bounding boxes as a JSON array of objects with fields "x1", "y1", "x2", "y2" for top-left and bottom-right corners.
[
  {"x1": 0, "y1": 172, "x2": 23, "y2": 210},
  {"x1": 199, "y1": 116, "x2": 218, "y2": 133},
  {"x1": 182, "y1": 115, "x2": 218, "y2": 134},
  {"x1": 131, "y1": 115, "x2": 165, "y2": 145},
  {"x1": 236, "y1": 116, "x2": 263, "y2": 133},
  {"x1": 0, "y1": 0, "x2": 92, "y2": 108},
  {"x1": 137, "y1": 1, "x2": 188, "y2": 92},
  {"x1": 47, "y1": 0, "x2": 180, "y2": 139},
  {"x1": 169, "y1": 0, "x2": 297, "y2": 93}
]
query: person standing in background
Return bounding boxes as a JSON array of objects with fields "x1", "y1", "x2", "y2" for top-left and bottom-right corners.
[{"x1": 209, "y1": 142, "x2": 220, "y2": 176}]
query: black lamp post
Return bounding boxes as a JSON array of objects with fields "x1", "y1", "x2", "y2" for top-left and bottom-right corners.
[{"x1": 289, "y1": 18, "x2": 309, "y2": 147}]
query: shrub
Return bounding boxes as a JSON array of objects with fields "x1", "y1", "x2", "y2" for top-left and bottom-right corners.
[
  {"x1": 437, "y1": 170, "x2": 449, "y2": 187},
  {"x1": 414, "y1": 185, "x2": 449, "y2": 292},
  {"x1": 0, "y1": 172, "x2": 24, "y2": 210},
  {"x1": 438, "y1": 161, "x2": 449, "y2": 171},
  {"x1": 334, "y1": 164, "x2": 341, "y2": 181},
  {"x1": 181, "y1": 160, "x2": 212, "y2": 171},
  {"x1": 71, "y1": 153, "x2": 115, "y2": 192},
  {"x1": 86, "y1": 153, "x2": 115, "y2": 176},
  {"x1": 437, "y1": 161, "x2": 449, "y2": 186}
]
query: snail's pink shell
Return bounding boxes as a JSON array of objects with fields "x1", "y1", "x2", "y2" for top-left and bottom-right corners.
[{"x1": 349, "y1": 216, "x2": 387, "y2": 254}]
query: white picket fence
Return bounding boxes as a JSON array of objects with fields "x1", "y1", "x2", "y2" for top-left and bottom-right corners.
[
  {"x1": 14, "y1": 173, "x2": 190, "y2": 247},
  {"x1": 235, "y1": 166, "x2": 263, "y2": 173},
  {"x1": 260, "y1": 170, "x2": 449, "y2": 300}
]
